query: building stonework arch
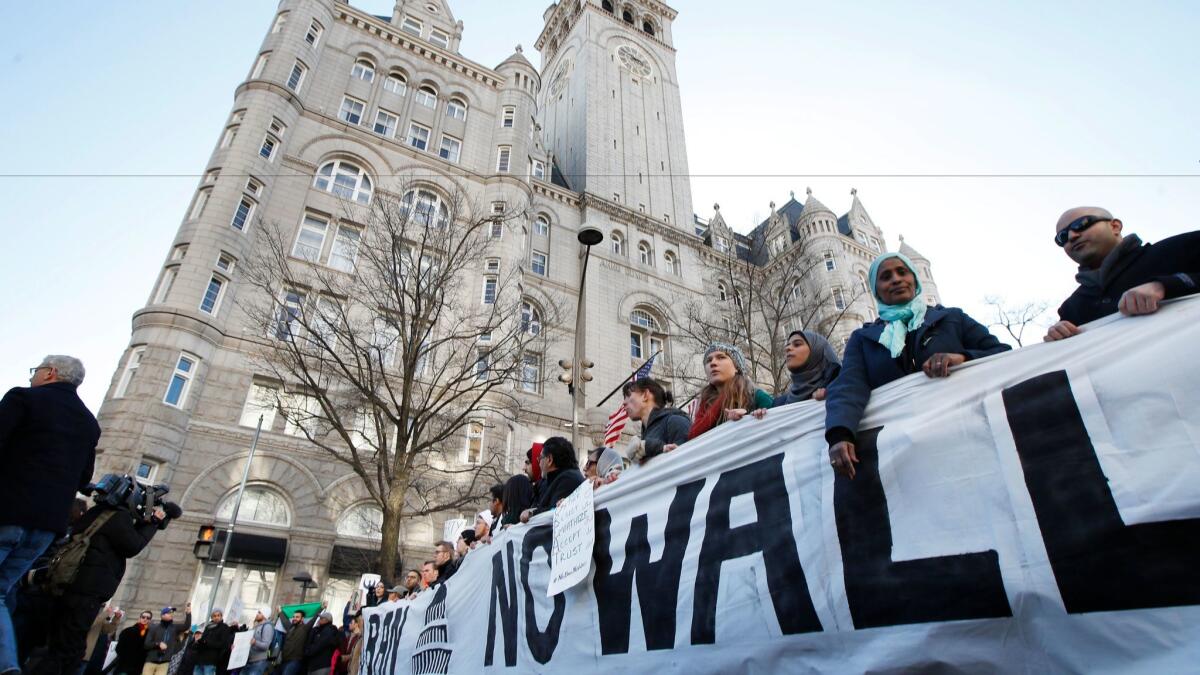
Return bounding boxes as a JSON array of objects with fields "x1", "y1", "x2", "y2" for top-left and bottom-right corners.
[
  {"x1": 295, "y1": 135, "x2": 389, "y2": 183},
  {"x1": 616, "y1": 289, "x2": 676, "y2": 327},
  {"x1": 178, "y1": 449, "x2": 326, "y2": 519}
]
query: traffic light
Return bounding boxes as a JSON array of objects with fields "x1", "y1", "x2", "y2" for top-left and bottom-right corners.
[
  {"x1": 579, "y1": 359, "x2": 594, "y2": 383},
  {"x1": 194, "y1": 524, "x2": 216, "y2": 559},
  {"x1": 557, "y1": 359, "x2": 573, "y2": 386}
]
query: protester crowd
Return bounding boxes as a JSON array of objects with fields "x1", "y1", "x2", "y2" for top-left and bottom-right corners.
[{"x1": 0, "y1": 207, "x2": 1195, "y2": 675}]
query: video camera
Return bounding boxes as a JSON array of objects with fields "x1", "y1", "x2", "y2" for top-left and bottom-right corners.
[{"x1": 83, "y1": 473, "x2": 182, "y2": 527}]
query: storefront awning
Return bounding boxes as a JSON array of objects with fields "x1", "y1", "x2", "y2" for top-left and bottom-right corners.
[{"x1": 213, "y1": 530, "x2": 288, "y2": 567}]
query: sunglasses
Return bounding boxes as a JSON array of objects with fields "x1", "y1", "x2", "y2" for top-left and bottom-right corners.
[{"x1": 1055, "y1": 215, "x2": 1111, "y2": 247}]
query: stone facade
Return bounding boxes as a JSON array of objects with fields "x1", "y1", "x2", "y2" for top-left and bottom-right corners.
[{"x1": 94, "y1": 0, "x2": 938, "y2": 619}]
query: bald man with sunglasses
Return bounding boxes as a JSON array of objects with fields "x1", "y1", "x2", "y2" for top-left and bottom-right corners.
[{"x1": 1045, "y1": 207, "x2": 1200, "y2": 341}]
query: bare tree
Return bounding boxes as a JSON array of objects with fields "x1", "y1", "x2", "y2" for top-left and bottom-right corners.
[
  {"x1": 673, "y1": 236, "x2": 865, "y2": 397},
  {"x1": 983, "y1": 296, "x2": 1049, "y2": 347},
  {"x1": 238, "y1": 176, "x2": 565, "y2": 582}
]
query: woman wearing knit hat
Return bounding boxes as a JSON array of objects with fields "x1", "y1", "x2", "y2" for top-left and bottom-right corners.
[
  {"x1": 686, "y1": 342, "x2": 774, "y2": 441},
  {"x1": 825, "y1": 252, "x2": 1009, "y2": 479}
]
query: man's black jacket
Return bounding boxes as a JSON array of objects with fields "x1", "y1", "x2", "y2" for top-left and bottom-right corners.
[{"x1": 69, "y1": 505, "x2": 159, "y2": 600}]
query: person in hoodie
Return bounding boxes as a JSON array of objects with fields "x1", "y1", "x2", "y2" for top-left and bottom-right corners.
[
  {"x1": 302, "y1": 612, "x2": 338, "y2": 675},
  {"x1": 143, "y1": 605, "x2": 191, "y2": 675},
  {"x1": 584, "y1": 447, "x2": 623, "y2": 488},
  {"x1": 240, "y1": 609, "x2": 274, "y2": 675},
  {"x1": 520, "y1": 437, "x2": 585, "y2": 523},
  {"x1": 620, "y1": 377, "x2": 691, "y2": 464}
]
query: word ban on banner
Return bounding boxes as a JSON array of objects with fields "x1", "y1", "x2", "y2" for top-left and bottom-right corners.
[
  {"x1": 359, "y1": 297, "x2": 1200, "y2": 673},
  {"x1": 547, "y1": 479, "x2": 595, "y2": 597}
]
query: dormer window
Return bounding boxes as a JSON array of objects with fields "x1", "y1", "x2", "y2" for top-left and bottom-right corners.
[
  {"x1": 622, "y1": 9, "x2": 634, "y2": 24},
  {"x1": 401, "y1": 16, "x2": 423, "y2": 37},
  {"x1": 643, "y1": 20, "x2": 656, "y2": 36},
  {"x1": 429, "y1": 29, "x2": 450, "y2": 49}
]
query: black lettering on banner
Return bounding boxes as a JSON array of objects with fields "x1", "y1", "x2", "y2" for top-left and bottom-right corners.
[
  {"x1": 521, "y1": 525, "x2": 566, "y2": 664},
  {"x1": 364, "y1": 614, "x2": 382, "y2": 675},
  {"x1": 382, "y1": 605, "x2": 409, "y2": 675},
  {"x1": 835, "y1": 427, "x2": 1012, "y2": 628},
  {"x1": 1003, "y1": 371, "x2": 1200, "y2": 612},
  {"x1": 691, "y1": 453, "x2": 822, "y2": 644},
  {"x1": 593, "y1": 478, "x2": 706, "y2": 654},
  {"x1": 485, "y1": 541, "x2": 518, "y2": 667}
]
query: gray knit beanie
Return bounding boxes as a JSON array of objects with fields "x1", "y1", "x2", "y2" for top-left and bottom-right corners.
[{"x1": 703, "y1": 342, "x2": 747, "y2": 374}]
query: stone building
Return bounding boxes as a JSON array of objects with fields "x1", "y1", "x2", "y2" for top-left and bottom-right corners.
[{"x1": 93, "y1": 0, "x2": 939, "y2": 619}]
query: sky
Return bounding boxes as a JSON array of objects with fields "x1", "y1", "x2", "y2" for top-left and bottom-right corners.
[{"x1": 1, "y1": 1, "x2": 1197, "y2": 412}]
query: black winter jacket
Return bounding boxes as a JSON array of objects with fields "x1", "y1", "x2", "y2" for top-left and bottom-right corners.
[
  {"x1": 304, "y1": 622, "x2": 341, "y2": 673},
  {"x1": 69, "y1": 505, "x2": 160, "y2": 599},
  {"x1": 193, "y1": 621, "x2": 235, "y2": 666},
  {"x1": 279, "y1": 618, "x2": 311, "y2": 663},
  {"x1": 114, "y1": 624, "x2": 149, "y2": 674},
  {"x1": 639, "y1": 407, "x2": 692, "y2": 461},
  {"x1": 1058, "y1": 231, "x2": 1200, "y2": 325},
  {"x1": 532, "y1": 468, "x2": 586, "y2": 514},
  {"x1": 144, "y1": 617, "x2": 191, "y2": 663},
  {"x1": 0, "y1": 382, "x2": 99, "y2": 533}
]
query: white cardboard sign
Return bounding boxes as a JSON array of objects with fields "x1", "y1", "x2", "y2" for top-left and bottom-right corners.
[{"x1": 547, "y1": 478, "x2": 595, "y2": 597}]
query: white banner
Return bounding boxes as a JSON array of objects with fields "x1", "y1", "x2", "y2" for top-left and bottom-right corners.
[
  {"x1": 361, "y1": 298, "x2": 1200, "y2": 673},
  {"x1": 547, "y1": 479, "x2": 595, "y2": 597},
  {"x1": 227, "y1": 631, "x2": 253, "y2": 670}
]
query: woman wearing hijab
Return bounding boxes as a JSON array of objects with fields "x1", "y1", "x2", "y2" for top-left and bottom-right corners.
[
  {"x1": 770, "y1": 331, "x2": 842, "y2": 406},
  {"x1": 825, "y1": 252, "x2": 1010, "y2": 478},
  {"x1": 687, "y1": 342, "x2": 774, "y2": 441}
]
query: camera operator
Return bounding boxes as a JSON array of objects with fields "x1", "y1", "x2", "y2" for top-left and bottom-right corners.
[{"x1": 30, "y1": 475, "x2": 181, "y2": 675}]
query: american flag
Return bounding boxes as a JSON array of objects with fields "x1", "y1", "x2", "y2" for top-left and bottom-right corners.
[{"x1": 603, "y1": 352, "x2": 658, "y2": 447}]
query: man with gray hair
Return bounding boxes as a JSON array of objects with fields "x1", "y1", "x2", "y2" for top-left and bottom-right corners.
[{"x1": 0, "y1": 355, "x2": 99, "y2": 675}]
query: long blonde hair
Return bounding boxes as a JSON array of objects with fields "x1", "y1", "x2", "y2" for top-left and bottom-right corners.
[{"x1": 698, "y1": 372, "x2": 755, "y2": 412}]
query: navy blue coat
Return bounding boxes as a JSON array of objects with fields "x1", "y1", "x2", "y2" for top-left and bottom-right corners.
[
  {"x1": 824, "y1": 306, "x2": 1010, "y2": 444},
  {"x1": 0, "y1": 382, "x2": 99, "y2": 533}
]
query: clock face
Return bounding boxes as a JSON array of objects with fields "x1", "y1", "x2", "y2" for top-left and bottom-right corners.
[
  {"x1": 615, "y1": 44, "x2": 652, "y2": 78},
  {"x1": 549, "y1": 59, "x2": 572, "y2": 96}
]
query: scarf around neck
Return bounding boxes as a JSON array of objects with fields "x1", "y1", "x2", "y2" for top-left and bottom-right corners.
[
  {"x1": 1075, "y1": 234, "x2": 1142, "y2": 290},
  {"x1": 869, "y1": 252, "x2": 927, "y2": 358},
  {"x1": 778, "y1": 331, "x2": 841, "y2": 404}
]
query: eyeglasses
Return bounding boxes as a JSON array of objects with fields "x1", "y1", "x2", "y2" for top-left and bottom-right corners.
[
  {"x1": 1055, "y1": 215, "x2": 1111, "y2": 247},
  {"x1": 140, "y1": 615, "x2": 153, "y2": 620},
  {"x1": 28, "y1": 366, "x2": 50, "y2": 376}
]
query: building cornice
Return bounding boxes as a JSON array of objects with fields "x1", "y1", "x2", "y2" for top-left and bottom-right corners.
[
  {"x1": 337, "y1": 8, "x2": 504, "y2": 90},
  {"x1": 579, "y1": 193, "x2": 693, "y2": 249}
]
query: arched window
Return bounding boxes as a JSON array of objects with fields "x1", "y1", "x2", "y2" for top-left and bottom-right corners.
[
  {"x1": 383, "y1": 72, "x2": 407, "y2": 95},
  {"x1": 622, "y1": 8, "x2": 634, "y2": 24},
  {"x1": 637, "y1": 241, "x2": 653, "y2": 266},
  {"x1": 401, "y1": 189, "x2": 449, "y2": 228},
  {"x1": 533, "y1": 215, "x2": 550, "y2": 237},
  {"x1": 642, "y1": 20, "x2": 656, "y2": 36},
  {"x1": 415, "y1": 85, "x2": 438, "y2": 108},
  {"x1": 610, "y1": 231, "x2": 625, "y2": 256},
  {"x1": 337, "y1": 503, "x2": 383, "y2": 539},
  {"x1": 216, "y1": 485, "x2": 291, "y2": 527},
  {"x1": 602, "y1": 0, "x2": 614, "y2": 12},
  {"x1": 717, "y1": 281, "x2": 728, "y2": 302},
  {"x1": 351, "y1": 58, "x2": 375, "y2": 82},
  {"x1": 314, "y1": 160, "x2": 373, "y2": 205},
  {"x1": 446, "y1": 97, "x2": 468, "y2": 121},
  {"x1": 520, "y1": 300, "x2": 542, "y2": 336},
  {"x1": 629, "y1": 307, "x2": 666, "y2": 363},
  {"x1": 663, "y1": 250, "x2": 680, "y2": 276}
]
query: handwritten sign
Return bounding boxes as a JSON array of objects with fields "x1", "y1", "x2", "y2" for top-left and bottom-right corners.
[
  {"x1": 547, "y1": 479, "x2": 595, "y2": 596},
  {"x1": 442, "y1": 518, "x2": 468, "y2": 544},
  {"x1": 227, "y1": 631, "x2": 254, "y2": 670}
]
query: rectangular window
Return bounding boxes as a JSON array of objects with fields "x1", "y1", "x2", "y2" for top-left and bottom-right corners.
[
  {"x1": 275, "y1": 289, "x2": 306, "y2": 340},
  {"x1": 220, "y1": 125, "x2": 238, "y2": 149},
  {"x1": 135, "y1": 459, "x2": 159, "y2": 484},
  {"x1": 401, "y1": 16, "x2": 422, "y2": 36},
  {"x1": 171, "y1": 244, "x2": 188, "y2": 261},
  {"x1": 283, "y1": 393, "x2": 320, "y2": 437},
  {"x1": 216, "y1": 253, "x2": 235, "y2": 273},
  {"x1": 199, "y1": 276, "x2": 225, "y2": 314},
  {"x1": 531, "y1": 160, "x2": 545, "y2": 180},
  {"x1": 531, "y1": 251, "x2": 547, "y2": 276},
  {"x1": 339, "y1": 96, "x2": 365, "y2": 125},
  {"x1": 464, "y1": 421, "x2": 484, "y2": 463},
  {"x1": 832, "y1": 287, "x2": 846, "y2": 311},
  {"x1": 501, "y1": 107, "x2": 515, "y2": 128},
  {"x1": 251, "y1": 52, "x2": 270, "y2": 79},
  {"x1": 190, "y1": 189, "x2": 211, "y2": 220},
  {"x1": 429, "y1": 29, "x2": 450, "y2": 49},
  {"x1": 114, "y1": 346, "x2": 145, "y2": 398},
  {"x1": 533, "y1": 218, "x2": 549, "y2": 236},
  {"x1": 383, "y1": 75, "x2": 407, "y2": 95},
  {"x1": 650, "y1": 336, "x2": 664, "y2": 360},
  {"x1": 286, "y1": 61, "x2": 306, "y2": 91},
  {"x1": 328, "y1": 226, "x2": 360, "y2": 272},
  {"x1": 824, "y1": 251, "x2": 836, "y2": 272},
  {"x1": 438, "y1": 135, "x2": 461, "y2": 163},
  {"x1": 154, "y1": 267, "x2": 178, "y2": 304},
  {"x1": 203, "y1": 168, "x2": 219, "y2": 184},
  {"x1": 489, "y1": 221, "x2": 503, "y2": 239},
  {"x1": 271, "y1": 12, "x2": 288, "y2": 34},
  {"x1": 245, "y1": 177, "x2": 263, "y2": 196},
  {"x1": 407, "y1": 123, "x2": 430, "y2": 151},
  {"x1": 372, "y1": 320, "x2": 399, "y2": 367},
  {"x1": 474, "y1": 349, "x2": 489, "y2": 382},
  {"x1": 630, "y1": 332, "x2": 643, "y2": 359},
  {"x1": 521, "y1": 354, "x2": 541, "y2": 393},
  {"x1": 481, "y1": 277, "x2": 497, "y2": 305},
  {"x1": 446, "y1": 99, "x2": 466, "y2": 120},
  {"x1": 240, "y1": 383, "x2": 279, "y2": 428},
  {"x1": 311, "y1": 295, "x2": 340, "y2": 347},
  {"x1": 414, "y1": 88, "x2": 436, "y2": 108},
  {"x1": 485, "y1": 258, "x2": 500, "y2": 274},
  {"x1": 231, "y1": 197, "x2": 255, "y2": 231},
  {"x1": 293, "y1": 215, "x2": 328, "y2": 261},
  {"x1": 305, "y1": 20, "x2": 323, "y2": 46},
  {"x1": 163, "y1": 353, "x2": 198, "y2": 408},
  {"x1": 259, "y1": 134, "x2": 278, "y2": 160},
  {"x1": 496, "y1": 146, "x2": 511, "y2": 173},
  {"x1": 373, "y1": 109, "x2": 398, "y2": 137}
]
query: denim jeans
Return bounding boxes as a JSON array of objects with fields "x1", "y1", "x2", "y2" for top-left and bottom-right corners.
[
  {"x1": 240, "y1": 660, "x2": 268, "y2": 675},
  {"x1": 193, "y1": 666, "x2": 217, "y2": 675},
  {"x1": 280, "y1": 659, "x2": 304, "y2": 675},
  {"x1": 0, "y1": 525, "x2": 56, "y2": 673}
]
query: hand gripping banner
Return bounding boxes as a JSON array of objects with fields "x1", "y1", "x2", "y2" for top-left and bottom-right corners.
[{"x1": 361, "y1": 297, "x2": 1200, "y2": 673}]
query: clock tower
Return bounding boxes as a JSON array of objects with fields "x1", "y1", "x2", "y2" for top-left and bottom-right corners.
[{"x1": 535, "y1": 0, "x2": 693, "y2": 229}]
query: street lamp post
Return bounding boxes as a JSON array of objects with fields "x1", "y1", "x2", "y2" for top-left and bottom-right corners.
[
  {"x1": 205, "y1": 414, "x2": 264, "y2": 617},
  {"x1": 569, "y1": 226, "x2": 604, "y2": 450}
]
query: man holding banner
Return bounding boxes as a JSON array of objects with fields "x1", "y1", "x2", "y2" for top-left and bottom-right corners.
[{"x1": 519, "y1": 438, "x2": 584, "y2": 523}]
